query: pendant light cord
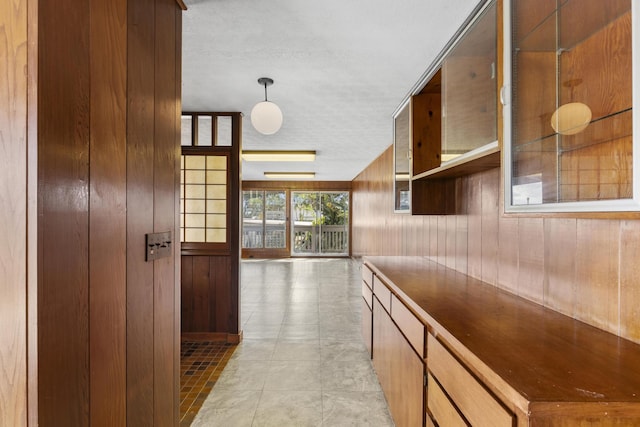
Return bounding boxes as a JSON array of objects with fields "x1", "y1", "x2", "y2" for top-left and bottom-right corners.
[{"x1": 264, "y1": 82, "x2": 268, "y2": 102}]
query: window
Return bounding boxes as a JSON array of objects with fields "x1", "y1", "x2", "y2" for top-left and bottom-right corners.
[{"x1": 242, "y1": 190, "x2": 286, "y2": 249}]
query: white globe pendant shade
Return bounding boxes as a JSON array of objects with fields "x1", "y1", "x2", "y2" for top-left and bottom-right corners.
[{"x1": 251, "y1": 101, "x2": 283, "y2": 135}]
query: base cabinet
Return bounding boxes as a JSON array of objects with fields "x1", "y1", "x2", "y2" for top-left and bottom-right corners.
[
  {"x1": 372, "y1": 298, "x2": 424, "y2": 427},
  {"x1": 364, "y1": 256, "x2": 640, "y2": 427}
]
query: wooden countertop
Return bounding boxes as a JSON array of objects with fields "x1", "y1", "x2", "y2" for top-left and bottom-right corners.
[{"x1": 364, "y1": 256, "x2": 640, "y2": 412}]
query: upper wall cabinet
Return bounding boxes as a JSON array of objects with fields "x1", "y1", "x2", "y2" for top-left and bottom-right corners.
[
  {"x1": 394, "y1": 0, "x2": 500, "y2": 215},
  {"x1": 503, "y1": 0, "x2": 638, "y2": 213}
]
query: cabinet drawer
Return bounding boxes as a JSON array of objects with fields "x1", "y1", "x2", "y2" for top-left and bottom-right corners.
[
  {"x1": 391, "y1": 294, "x2": 425, "y2": 358},
  {"x1": 373, "y1": 275, "x2": 391, "y2": 313},
  {"x1": 362, "y1": 281, "x2": 373, "y2": 311},
  {"x1": 428, "y1": 374, "x2": 467, "y2": 427},
  {"x1": 428, "y1": 334, "x2": 513, "y2": 427},
  {"x1": 362, "y1": 264, "x2": 373, "y2": 289}
]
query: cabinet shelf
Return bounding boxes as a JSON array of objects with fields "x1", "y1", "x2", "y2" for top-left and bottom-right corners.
[
  {"x1": 413, "y1": 141, "x2": 500, "y2": 181},
  {"x1": 513, "y1": 108, "x2": 632, "y2": 154}
]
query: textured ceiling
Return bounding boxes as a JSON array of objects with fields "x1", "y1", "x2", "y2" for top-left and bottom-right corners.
[{"x1": 182, "y1": 0, "x2": 482, "y2": 181}]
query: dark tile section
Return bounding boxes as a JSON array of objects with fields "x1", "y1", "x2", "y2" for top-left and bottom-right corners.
[{"x1": 180, "y1": 341, "x2": 236, "y2": 426}]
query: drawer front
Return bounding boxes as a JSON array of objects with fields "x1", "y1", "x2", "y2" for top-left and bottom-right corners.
[
  {"x1": 362, "y1": 281, "x2": 373, "y2": 311},
  {"x1": 391, "y1": 294, "x2": 425, "y2": 358},
  {"x1": 428, "y1": 374, "x2": 468, "y2": 427},
  {"x1": 361, "y1": 299, "x2": 372, "y2": 357},
  {"x1": 373, "y1": 275, "x2": 391, "y2": 313},
  {"x1": 361, "y1": 264, "x2": 373, "y2": 289},
  {"x1": 428, "y1": 334, "x2": 513, "y2": 427}
]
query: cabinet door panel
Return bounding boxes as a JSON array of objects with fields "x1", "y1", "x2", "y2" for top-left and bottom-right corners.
[
  {"x1": 362, "y1": 299, "x2": 372, "y2": 357},
  {"x1": 373, "y1": 299, "x2": 424, "y2": 427}
]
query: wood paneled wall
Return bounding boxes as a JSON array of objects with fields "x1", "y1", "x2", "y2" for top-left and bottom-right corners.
[
  {"x1": 352, "y1": 145, "x2": 640, "y2": 344},
  {"x1": 0, "y1": 0, "x2": 185, "y2": 425}
]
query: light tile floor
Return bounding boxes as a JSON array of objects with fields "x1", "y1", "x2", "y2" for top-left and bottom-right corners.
[{"x1": 191, "y1": 258, "x2": 394, "y2": 427}]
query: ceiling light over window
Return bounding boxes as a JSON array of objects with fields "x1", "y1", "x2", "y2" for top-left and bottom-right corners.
[
  {"x1": 264, "y1": 172, "x2": 315, "y2": 179},
  {"x1": 251, "y1": 77, "x2": 283, "y2": 135},
  {"x1": 242, "y1": 150, "x2": 316, "y2": 162}
]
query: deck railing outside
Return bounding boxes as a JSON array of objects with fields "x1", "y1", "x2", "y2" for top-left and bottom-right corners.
[{"x1": 242, "y1": 221, "x2": 348, "y2": 254}]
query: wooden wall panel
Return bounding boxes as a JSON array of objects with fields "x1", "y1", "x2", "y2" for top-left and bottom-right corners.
[
  {"x1": 0, "y1": 0, "x2": 29, "y2": 425},
  {"x1": 126, "y1": 0, "x2": 156, "y2": 423},
  {"x1": 181, "y1": 255, "x2": 237, "y2": 336},
  {"x1": 89, "y1": 0, "x2": 128, "y2": 423},
  {"x1": 352, "y1": 144, "x2": 640, "y2": 344},
  {"x1": 32, "y1": 0, "x2": 183, "y2": 425},
  {"x1": 38, "y1": 0, "x2": 91, "y2": 424}
]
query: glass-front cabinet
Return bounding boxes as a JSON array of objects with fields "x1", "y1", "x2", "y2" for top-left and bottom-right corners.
[
  {"x1": 504, "y1": 0, "x2": 638, "y2": 212},
  {"x1": 393, "y1": 0, "x2": 499, "y2": 214}
]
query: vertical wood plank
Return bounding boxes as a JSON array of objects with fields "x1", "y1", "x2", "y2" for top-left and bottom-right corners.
[
  {"x1": 180, "y1": 256, "x2": 194, "y2": 332},
  {"x1": 497, "y1": 215, "x2": 519, "y2": 292},
  {"x1": 619, "y1": 220, "x2": 640, "y2": 341},
  {"x1": 445, "y1": 215, "x2": 456, "y2": 269},
  {"x1": 153, "y1": 0, "x2": 178, "y2": 424},
  {"x1": 467, "y1": 172, "x2": 482, "y2": 280},
  {"x1": 455, "y1": 214, "x2": 468, "y2": 274},
  {"x1": 0, "y1": 0, "x2": 28, "y2": 424},
  {"x1": 126, "y1": 0, "x2": 156, "y2": 423},
  {"x1": 575, "y1": 219, "x2": 620, "y2": 333},
  {"x1": 480, "y1": 169, "x2": 499, "y2": 286},
  {"x1": 27, "y1": 0, "x2": 39, "y2": 422},
  {"x1": 193, "y1": 256, "x2": 211, "y2": 331},
  {"x1": 173, "y1": 5, "x2": 183, "y2": 411},
  {"x1": 428, "y1": 215, "x2": 438, "y2": 261},
  {"x1": 38, "y1": 0, "x2": 91, "y2": 424},
  {"x1": 89, "y1": 0, "x2": 128, "y2": 423},
  {"x1": 214, "y1": 257, "x2": 233, "y2": 332},
  {"x1": 517, "y1": 218, "x2": 544, "y2": 303},
  {"x1": 543, "y1": 218, "x2": 577, "y2": 317}
]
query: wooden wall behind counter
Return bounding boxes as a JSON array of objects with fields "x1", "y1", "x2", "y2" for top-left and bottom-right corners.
[{"x1": 352, "y1": 145, "x2": 640, "y2": 344}]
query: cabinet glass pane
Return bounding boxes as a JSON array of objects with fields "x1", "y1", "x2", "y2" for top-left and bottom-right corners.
[
  {"x1": 394, "y1": 103, "x2": 411, "y2": 212},
  {"x1": 509, "y1": 0, "x2": 633, "y2": 207},
  {"x1": 442, "y1": 1, "x2": 497, "y2": 162}
]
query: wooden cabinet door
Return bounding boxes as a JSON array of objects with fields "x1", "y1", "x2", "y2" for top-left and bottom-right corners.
[{"x1": 373, "y1": 298, "x2": 424, "y2": 427}]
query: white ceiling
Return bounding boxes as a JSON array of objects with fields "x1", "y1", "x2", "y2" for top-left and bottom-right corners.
[{"x1": 182, "y1": 0, "x2": 483, "y2": 181}]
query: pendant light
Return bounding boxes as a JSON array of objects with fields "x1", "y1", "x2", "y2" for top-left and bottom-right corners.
[{"x1": 251, "y1": 77, "x2": 283, "y2": 135}]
